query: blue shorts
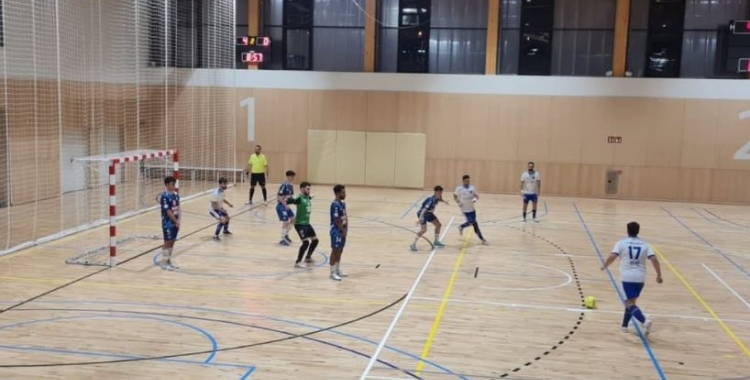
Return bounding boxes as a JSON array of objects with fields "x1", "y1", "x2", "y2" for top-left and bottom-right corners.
[
  {"x1": 418, "y1": 212, "x2": 437, "y2": 225},
  {"x1": 163, "y1": 226, "x2": 179, "y2": 242},
  {"x1": 330, "y1": 229, "x2": 346, "y2": 249},
  {"x1": 276, "y1": 204, "x2": 295, "y2": 222},
  {"x1": 622, "y1": 282, "x2": 644, "y2": 300},
  {"x1": 523, "y1": 194, "x2": 538, "y2": 203},
  {"x1": 463, "y1": 211, "x2": 476, "y2": 224},
  {"x1": 210, "y1": 209, "x2": 228, "y2": 219}
]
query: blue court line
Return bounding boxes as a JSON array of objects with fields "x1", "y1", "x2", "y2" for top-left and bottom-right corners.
[
  {"x1": 239, "y1": 366, "x2": 256, "y2": 380},
  {"x1": 703, "y1": 209, "x2": 750, "y2": 231},
  {"x1": 5, "y1": 300, "x2": 466, "y2": 379},
  {"x1": 572, "y1": 202, "x2": 667, "y2": 380},
  {"x1": 0, "y1": 314, "x2": 218, "y2": 364},
  {"x1": 663, "y1": 207, "x2": 750, "y2": 280},
  {"x1": 401, "y1": 194, "x2": 425, "y2": 219}
]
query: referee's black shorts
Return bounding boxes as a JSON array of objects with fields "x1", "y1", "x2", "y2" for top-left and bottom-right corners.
[{"x1": 250, "y1": 173, "x2": 266, "y2": 187}]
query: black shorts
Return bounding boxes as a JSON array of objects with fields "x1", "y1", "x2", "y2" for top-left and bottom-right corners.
[
  {"x1": 294, "y1": 224, "x2": 317, "y2": 239},
  {"x1": 250, "y1": 173, "x2": 266, "y2": 186}
]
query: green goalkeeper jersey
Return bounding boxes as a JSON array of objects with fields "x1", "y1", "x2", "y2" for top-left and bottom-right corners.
[{"x1": 289, "y1": 195, "x2": 312, "y2": 225}]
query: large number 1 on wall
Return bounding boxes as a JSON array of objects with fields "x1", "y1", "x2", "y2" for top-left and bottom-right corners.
[
  {"x1": 240, "y1": 98, "x2": 256, "y2": 142},
  {"x1": 735, "y1": 110, "x2": 750, "y2": 160}
]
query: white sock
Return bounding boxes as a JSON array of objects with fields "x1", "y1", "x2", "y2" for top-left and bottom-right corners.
[
  {"x1": 330, "y1": 264, "x2": 336, "y2": 274},
  {"x1": 161, "y1": 249, "x2": 169, "y2": 264},
  {"x1": 281, "y1": 227, "x2": 287, "y2": 239},
  {"x1": 413, "y1": 236, "x2": 419, "y2": 245}
]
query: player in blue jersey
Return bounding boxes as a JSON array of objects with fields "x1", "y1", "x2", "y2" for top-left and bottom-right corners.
[
  {"x1": 276, "y1": 170, "x2": 296, "y2": 246},
  {"x1": 601, "y1": 222, "x2": 663, "y2": 334},
  {"x1": 159, "y1": 176, "x2": 180, "y2": 270},
  {"x1": 329, "y1": 184, "x2": 348, "y2": 281},
  {"x1": 410, "y1": 185, "x2": 449, "y2": 252}
]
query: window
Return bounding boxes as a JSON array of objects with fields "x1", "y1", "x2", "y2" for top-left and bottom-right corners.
[
  {"x1": 518, "y1": 0, "x2": 554, "y2": 75},
  {"x1": 283, "y1": 0, "x2": 313, "y2": 70},
  {"x1": 397, "y1": 0, "x2": 431, "y2": 73}
]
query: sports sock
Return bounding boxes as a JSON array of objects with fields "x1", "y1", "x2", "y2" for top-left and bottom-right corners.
[
  {"x1": 523, "y1": 211, "x2": 527, "y2": 220},
  {"x1": 262, "y1": 188, "x2": 267, "y2": 201},
  {"x1": 629, "y1": 305, "x2": 646, "y2": 323},
  {"x1": 532, "y1": 209, "x2": 537, "y2": 218},
  {"x1": 306, "y1": 239, "x2": 318, "y2": 259},
  {"x1": 250, "y1": 188, "x2": 255, "y2": 202},
  {"x1": 215, "y1": 223, "x2": 223, "y2": 237},
  {"x1": 223, "y1": 221, "x2": 229, "y2": 232},
  {"x1": 297, "y1": 240, "x2": 310, "y2": 263},
  {"x1": 622, "y1": 307, "x2": 632, "y2": 328},
  {"x1": 281, "y1": 227, "x2": 287, "y2": 240},
  {"x1": 472, "y1": 222, "x2": 485, "y2": 240}
]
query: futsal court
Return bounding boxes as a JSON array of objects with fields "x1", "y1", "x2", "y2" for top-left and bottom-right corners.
[{"x1": 0, "y1": 181, "x2": 747, "y2": 379}]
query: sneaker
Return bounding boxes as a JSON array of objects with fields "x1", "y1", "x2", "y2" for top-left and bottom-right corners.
[
  {"x1": 213, "y1": 235, "x2": 221, "y2": 242},
  {"x1": 621, "y1": 327, "x2": 628, "y2": 333},
  {"x1": 481, "y1": 239, "x2": 489, "y2": 245},
  {"x1": 279, "y1": 240, "x2": 290, "y2": 246},
  {"x1": 458, "y1": 225, "x2": 464, "y2": 236},
  {"x1": 643, "y1": 319, "x2": 653, "y2": 335},
  {"x1": 245, "y1": 200, "x2": 253, "y2": 205},
  {"x1": 295, "y1": 262, "x2": 306, "y2": 269},
  {"x1": 533, "y1": 218, "x2": 539, "y2": 223},
  {"x1": 305, "y1": 256, "x2": 314, "y2": 263},
  {"x1": 337, "y1": 269, "x2": 348, "y2": 278},
  {"x1": 223, "y1": 230, "x2": 233, "y2": 235},
  {"x1": 284, "y1": 235, "x2": 293, "y2": 243},
  {"x1": 330, "y1": 272, "x2": 342, "y2": 281},
  {"x1": 410, "y1": 244, "x2": 418, "y2": 252},
  {"x1": 434, "y1": 241, "x2": 445, "y2": 247}
]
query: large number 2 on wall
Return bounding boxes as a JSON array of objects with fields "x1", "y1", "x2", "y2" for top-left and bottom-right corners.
[
  {"x1": 735, "y1": 110, "x2": 750, "y2": 160},
  {"x1": 628, "y1": 246, "x2": 641, "y2": 260}
]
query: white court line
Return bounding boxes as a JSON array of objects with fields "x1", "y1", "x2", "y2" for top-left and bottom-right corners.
[
  {"x1": 704, "y1": 264, "x2": 750, "y2": 311},
  {"x1": 481, "y1": 264, "x2": 572, "y2": 291},
  {"x1": 366, "y1": 377, "x2": 415, "y2": 380},
  {"x1": 412, "y1": 296, "x2": 750, "y2": 325},
  {"x1": 359, "y1": 216, "x2": 455, "y2": 380}
]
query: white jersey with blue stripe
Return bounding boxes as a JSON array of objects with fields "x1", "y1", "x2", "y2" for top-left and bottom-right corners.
[{"x1": 612, "y1": 237, "x2": 655, "y2": 283}]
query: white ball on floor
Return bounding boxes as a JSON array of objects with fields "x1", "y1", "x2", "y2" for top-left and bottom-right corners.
[{"x1": 472, "y1": 198, "x2": 477, "y2": 203}]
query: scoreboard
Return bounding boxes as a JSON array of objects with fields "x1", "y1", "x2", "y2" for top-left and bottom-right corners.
[
  {"x1": 236, "y1": 36, "x2": 272, "y2": 64},
  {"x1": 727, "y1": 20, "x2": 750, "y2": 73}
]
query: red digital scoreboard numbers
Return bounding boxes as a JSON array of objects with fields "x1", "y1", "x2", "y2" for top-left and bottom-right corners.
[
  {"x1": 730, "y1": 20, "x2": 750, "y2": 34},
  {"x1": 241, "y1": 52, "x2": 264, "y2": 64},
  {"x1": 236, "y1": 36, "x2": 271, "y2": 47}
]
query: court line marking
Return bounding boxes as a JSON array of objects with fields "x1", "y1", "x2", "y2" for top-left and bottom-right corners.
[
  {"x1": 704, "y1": 209, "x2": 750, "y2": 230},
  {"x1": 414, "y1": 229, "x2": 473, "y2": 377},
  {"x1": 663, "y1": 207, "x2": 750, "y2": 279},
  {"x1": 412, "y1": 296, "x2": 750, "y2": 324},
  {"x1": 572, "y1": 202, "x2": 666, "y2": 380},
  {"x1": 359, "y1": 216, "x2": 458, "y2": 380},
  {"x1": 481, "y1": 263, "x2": 572, "y2": 291},
  {"x1": 704, "y1": 264, "x2": 750, "y2": 311},
  {"x1": 401, "y1": 194, "x2": 425, "y2": 219},
  {"x1": 653, "y1": 245, "x2": 750, "y2": 358}
]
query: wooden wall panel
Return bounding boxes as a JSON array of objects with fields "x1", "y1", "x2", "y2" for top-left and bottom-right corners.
[
  {"x1": 681, "y1": 100, "x2": 718, "y2": 169},
  {"x1": 307, "y1": 130, "x2": 337, "y2": 185},
  {"x1": 394, "y1": 133, "x2": 426, "y2": 188},
  {"x1": 233, "y1": 87, "x2": 750, "y2": 204},
  {"x1": 365, "y1": 132, "x2": 396, "y2": 186},
  {"x1": 336, "y1": 131, "x2": 366, "y2": 185}
]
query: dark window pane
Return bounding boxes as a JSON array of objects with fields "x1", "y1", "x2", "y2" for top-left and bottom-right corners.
[
  {"x1": 284, "y1": 0, "x2": 313, "y2": 27},
  {"x1": 519, "y1": 31, "x2": 552, "y2": 75},
  {"x1": 285, "y1": 29, "x2": 311, "y2": 70},
  {"x1": 645, "y1": 32, "x2": 682, "y2": 77},
  {"x1": 648, "y1": 0, "x2": 686, "y2": 32}
]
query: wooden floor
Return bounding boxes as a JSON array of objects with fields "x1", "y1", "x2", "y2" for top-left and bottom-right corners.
[{"x1": 0, "y1": 182, "x2": 749, "y2": 379}]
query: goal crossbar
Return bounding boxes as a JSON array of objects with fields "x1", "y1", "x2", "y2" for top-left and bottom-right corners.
[{"x1": 68, "y1": 149, "x2": 179, "y2": 267}]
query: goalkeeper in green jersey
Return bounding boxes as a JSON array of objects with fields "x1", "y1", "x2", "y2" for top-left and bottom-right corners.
[{"x1": 286, "y1": 181, "x2": 318, "y2": 268}]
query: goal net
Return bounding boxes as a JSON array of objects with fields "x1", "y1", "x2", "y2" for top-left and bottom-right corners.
[{"x1": 64, "y1": 150, "x2": 178, "y2": 267}]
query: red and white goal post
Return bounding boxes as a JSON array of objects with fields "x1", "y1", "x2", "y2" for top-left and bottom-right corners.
[{"x1": 65, "y1": 149, "x2": 178, "y2": 267}]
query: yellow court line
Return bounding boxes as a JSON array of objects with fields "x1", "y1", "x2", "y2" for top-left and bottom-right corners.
[
  {"x1": 653, "y1": 245, "x2": 750, "y2": 358},
  {"x1": 415, "y1": 230, "x2": 473, "y2": 376}
]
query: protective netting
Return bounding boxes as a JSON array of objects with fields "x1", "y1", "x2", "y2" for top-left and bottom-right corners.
[{"x1": 0, "y1": 0, "x2": 236, "y2": 255}]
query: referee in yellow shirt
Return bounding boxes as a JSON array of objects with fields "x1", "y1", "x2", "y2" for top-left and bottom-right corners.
[{"x1": 246, "y1": 144, "x2": 268, "y2": 205}]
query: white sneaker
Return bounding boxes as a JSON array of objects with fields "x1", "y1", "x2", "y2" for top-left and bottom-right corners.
[
  {"x1": 643, "y1": 319, "x2": 653, "y2": 335},
  {"x1": 621, "y1": 327, "x2": 628, "y2": 333},
  {"x1": 330, "y1": 272, "x2": 342, "y2": 281},
  {"x1": 294, "y1": 262, "x2": 306, "y2": 269},
  {"x1": 245, "y1": 200, "x2": 252, "y2": 205},
  {"x1": 337, "y1": 269, "x2": 348, "y2": 278}
]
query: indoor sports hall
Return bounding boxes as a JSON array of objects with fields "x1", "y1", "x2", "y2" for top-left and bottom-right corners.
[{"x1": 0, "y1": 0, "x2": 748, "y2": 379}]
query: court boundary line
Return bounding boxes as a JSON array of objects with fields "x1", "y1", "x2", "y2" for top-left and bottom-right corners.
[
  {"x1": 572, "y1": 202, "x2": 666, "y2": 380},
  {"x1": 662, "y1": 207, "x2": 750, "y2": 279},
  {"x1": 703, "y1": 264, "x2": 750, "y2": 311},
  {"x1": 653, "y1": 245, "x2": 750, "y2": 358},
  {"x1": 359, "y1": 216, "x2": 457, "y2": 380}
]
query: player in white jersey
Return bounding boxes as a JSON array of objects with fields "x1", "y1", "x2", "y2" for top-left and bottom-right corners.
[
  {"x1": 209, "y1": 177, "x2": 234, "y2": 241},
  {"x1": 453, "y1": 175, "x2": 487, "y2": 245},
  {"x1": 520, "y1": 161, "x2": 541, "y2": 222},
  {"x1": 601, "y1": 222, "x2": 663, "y2": 334}
]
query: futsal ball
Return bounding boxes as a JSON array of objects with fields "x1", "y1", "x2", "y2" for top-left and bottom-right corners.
[
  {"x1": 472, "y1": 197, "x2": 477, "y2": 203},
  {"x1": 584, "y1": 296, "x2": 597, "y2": 309}
]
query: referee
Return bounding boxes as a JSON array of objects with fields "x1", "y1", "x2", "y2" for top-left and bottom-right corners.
[{"x1": 246, "y1": 144, "x2": 268, "y2": 205}]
